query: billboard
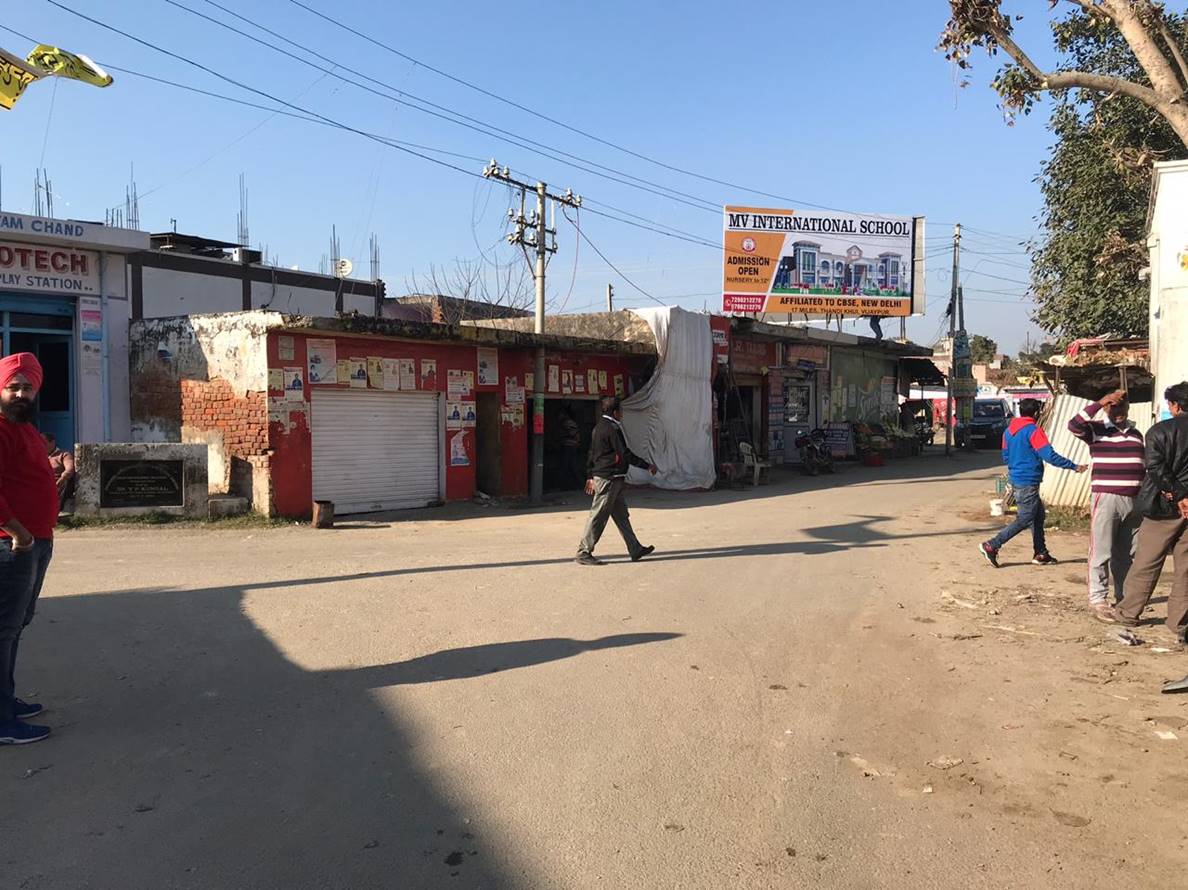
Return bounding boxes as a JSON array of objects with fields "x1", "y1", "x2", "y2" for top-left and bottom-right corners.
[{"x1": 722, "y1": 206, "x2": 924, "y2": 317}]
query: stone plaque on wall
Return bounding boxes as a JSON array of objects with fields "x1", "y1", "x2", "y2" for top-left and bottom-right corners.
[{"x1": 99, "y1": 460, "x2": 185, "y2": 508}]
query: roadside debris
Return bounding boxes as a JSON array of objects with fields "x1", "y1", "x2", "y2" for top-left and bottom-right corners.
[
  {"x1": 1154, "y1": 730, "x2": 1179, "y2": 741},
  {"x1": 1162, "y1": 674, "x2": 1188, "y2": 694},
  {"x1": 1109, "y1": 629, "x2": 1142, "y2": 646},
  {"x1": 926, "y1": 756, "x2": 964, "y2": 770}
]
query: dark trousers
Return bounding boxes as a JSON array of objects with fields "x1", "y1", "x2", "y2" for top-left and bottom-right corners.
[
  {"x1": 0, "y1": 538, "x2": 54, "y2": 721},
  {"x1": 1118, "y1": 516, "x2": 1188, "y2": 632},
  {"x1": 577, "y1": 477, "x2": 642, "y2": 558},
  {"x1": 561, "y1": 446, "x2": 584, "y2": 490},
  {"x1": 989, "y1": 484, "x2": 1046, "y2": 555}
]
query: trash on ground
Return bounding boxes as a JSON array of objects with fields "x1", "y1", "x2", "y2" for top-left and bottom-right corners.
[
  {"x1": 1161, "y1": 674, "x2": 1188, "y2": 694},
  {"x1": 941, "y1": 591, "x2": 981, "y2": 610},
  {"x1": 927, "y1": 756, "x2": 964, "y2": 770},
  {"x1": 922, "y1": 785, "x2": 934, "y2": 794},
  {"x1": 1110, "y1": 629, "x2": 1142, "y2": 646},
  {"x1": 1154, "y1": 730, "x2": 1178, "y2": 741}
]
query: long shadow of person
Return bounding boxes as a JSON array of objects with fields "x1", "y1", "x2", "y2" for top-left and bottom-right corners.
[{"x1": 0, "y1": 583, "x2": 680, "y2": 889}]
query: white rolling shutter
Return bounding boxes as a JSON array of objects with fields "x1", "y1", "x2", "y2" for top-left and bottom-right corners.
[{"x1": 311, "y1": 389, "x2": 441, "y2": 513}]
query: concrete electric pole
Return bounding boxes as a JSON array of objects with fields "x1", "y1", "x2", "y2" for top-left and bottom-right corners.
[
  {"x1": 606, "y1": 283, "x2": 614, "y2": 312},
  {"x1": 945, "y1": 223, "x2": 961, "y2": 457},
  {"x1": 482, "y1": 160, "x2": 582, "y2": 505}
]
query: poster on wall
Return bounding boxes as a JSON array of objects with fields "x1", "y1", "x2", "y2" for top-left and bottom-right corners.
[
  {"x1": 381, "y1": 358, "x2": 400, "y2": 391},
  {"x1": 461, "y1": 401, "x2": 477, "y2": 427},
  {"x1": 614, "y1": 374, "x2": 625, "y2": 397},
  {"x1": 307, "y1": 338, "x2": 338, "y2": 384},
  {"x1": 525, "y1": 372, "x2": 534, "y2": 392},
  {"x1": 450, "y1": 430, "x2": 470, "y2": 467},
  {"x1": 464, "y1": 370, "x2": 475, "y2": 393},
  {"x1": 598, "y1": 370, "x2": 608, "y2": 392},
  {"x1": 421, "y1": 359, "x2": 438, "y2": 389},
  {"x1": 447, "y1": 369, "x2": 467, "y2": 398},
  {"x1": 267, "y1": 368, "x2": 285, "y2": 392},
  {"x1": 722, "y1": 206, "x2": 923, "y2": 318},
  {"x1": 283, "y1": 367, "x2": 305, "y2": 402},
  {"x1": 278, "y1": 336, "x2": 296, "y2": 362},
  {"x1": 336, "y1": 359, "x2": 350, "y2": 383},
  {"x1": 574, "y1": 372, "x2": 586, "y2": 394},
  {"x1": 367, "y1": 357, "x2": 384, "y2": 389},
  {"x1": 347, "y1": 358, "x2": 367, "y2": 388},
  {"x1": 505, "y1": 377, "x2": 525, "y2": 405},
  {"x1": 587, "y1": 369, "x2": 599, "y2": 395},
  {"x1": 562, "y1": 370, "x2": 573, "y2": 395},
  {"x1": 79, "y1": 296, "x2": 102, "y2": 342},
  {"x1": 548, "y1": 364, "x2": 560, "y2": 393},
  {"x1": 399, "y1": 359, "x2": 416, "y2": 391},
  {"x1": 477, "y1": 348, "x2": 498, "y2": 387},
  {"x1": 446, "y1": 401, "x2": 465, "y2": 429}
]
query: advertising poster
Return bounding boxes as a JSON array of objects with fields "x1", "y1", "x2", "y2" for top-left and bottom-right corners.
[
  {"x1": 525, "y1": 372, "x2": 534, "y2": 392},
  {"x1": 79, "y1": 296, "x2": 102, "y2": 342},
  {"x1": 562, "y1": 370, "x2": 573, "y2": 395},
  {"x1": 448, "y1": 369, "x2": 467, "y2": 397},
  {"x1": 336, "y1": 359, "x2": 350, "y2": 382},
  {"x1": 614, "y1": 374, "x2": 625, "y2": 397},
  {"x1": 421, "y1": 359, "x2": 438, "y2": 389},
  {"x1": 381, "y1": 358, "x2": 400, "y2": 391},
  {"x1": 477, "y1": 347, "x2": 498, "y2": 387},
  {"x1": 598, "y1": 370, "x2": 608, "y2": 392},
  {"x1": 267, "y1": 368, "x2": 285, "y2": 392},
  {"x1": 278, "y1": 336, "x2": 296, "y2": 362},
  {"x1": 283, "y1": 367, "x2": 305, "y2": 402},
  {"x1": 399, "y1": 359, "x2": 417, "y2": 391},
  {"x1": 722, "y1": 206, "x2": 922, "y2": 317},
  {"x1": 367, "y1": 357, "x2": 384, "y2": 389},
  {"x1": 450, "y1": 430, "x2": 470, "y2": 467},
  {"x1": 447, "y1": 402, "x2": 465, "y2": 429},
  {"x1": 347, "y1": 358, "x2": 367, "y2": 388},
  {"x1": 533, "y1": 393, "x2": 545, "y2": 434},
  {"x1": 574, "y1": 372, "x2": 586, "y2": 394},
  {"x1": 587, "y1": 369, "x2": 599, "y2": 394},
  {"x1": 505, "y1": 377, "x2": 525, "y2": 405},
  {"x1": 307, "y1": 338, "x2": 337, "y2": 385},
  {"x1": 548, "y1": 364, "x2": 560, "y2": 393},
  {"x1": 462, "y1": 401, "x2": 477, "y2": 427},
  {"x1": 464, "y1": 371, "x2": 475, "y2": 394}
]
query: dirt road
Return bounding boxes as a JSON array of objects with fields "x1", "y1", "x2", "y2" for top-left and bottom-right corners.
[{"x1": 3, "y1": 452, "x2": 1185, "y2": 889}]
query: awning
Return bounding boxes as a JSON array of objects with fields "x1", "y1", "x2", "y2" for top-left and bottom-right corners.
[{"x1": 901, "y1": 357, "x2": 946, "y2": 387}]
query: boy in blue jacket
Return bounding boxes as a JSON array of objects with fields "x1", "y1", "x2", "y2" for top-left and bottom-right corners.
[{"x1": 980, "y1": 398, "x2": 1086, "y2": 567}]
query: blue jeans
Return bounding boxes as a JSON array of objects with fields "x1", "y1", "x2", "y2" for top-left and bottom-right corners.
[
  {"x1": 0, "y1": 538, "x2": 54, "y2": 721},
  {"x1": 989, "y1": 484, "x2": 1046, "y2": 555}
]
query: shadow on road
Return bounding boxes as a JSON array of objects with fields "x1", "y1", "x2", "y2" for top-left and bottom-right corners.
[{"x1": 2, "y1": 582, "x2": 680, "y2": 888}]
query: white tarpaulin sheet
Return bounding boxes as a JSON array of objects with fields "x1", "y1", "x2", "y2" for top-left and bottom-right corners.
[{"x1": 621, "y1": 307, "x2": 715, "y2": 490}]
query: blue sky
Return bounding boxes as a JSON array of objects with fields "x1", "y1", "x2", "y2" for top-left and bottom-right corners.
[{"x1": 3, "y1": 0, "x2": 1067, "y2": 353}]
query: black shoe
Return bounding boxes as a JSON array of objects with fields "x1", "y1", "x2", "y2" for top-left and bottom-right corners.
[
  {"x1": 0, "y1": 719, "x2": 51, "y2": 746},
  {"x1": 14, "y1": 699, "x2": 42, "y2": 720},
  {"x1": 978, "y1": 542, "x2": 999, "y2": 568},
  {"x1": 631, "y1": 545, "x2": 655, "y2": 562},
  {"x1": 1032, "y1": 552, "x2": 1058, "y2": 566},
  {"x1": 575, "y1": 553, "x2": 604, "y2": 566}
]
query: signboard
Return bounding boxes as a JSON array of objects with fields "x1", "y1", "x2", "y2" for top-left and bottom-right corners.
[
  {"x1": 100, "y1": 460, "x2": 185, "y2": 508},
  {"x1": 0, "y1": 239, "x2": 100, "y2": 295},
  {"x1": 79, "y1": 296, "x2": 102, "y2": 342},
  {"x1": 722, "y1": 206, "x2": 923, "y2": 317},
  {"x1": 0, "y1": 210, "x2": 150, "y2": 252},
  {"x1": 823, "y1": 422, "x2": 856, "y2": 458}
]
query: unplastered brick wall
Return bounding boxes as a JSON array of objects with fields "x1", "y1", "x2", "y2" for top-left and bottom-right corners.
[{"x1": 180, "y1": 378, "x2": 268, "y2": 496}]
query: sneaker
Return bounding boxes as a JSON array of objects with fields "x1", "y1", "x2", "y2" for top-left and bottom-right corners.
[
  {"x1": 978, "y1": 542, "x2": 999, "y2": 568},
  {"x1": 0, "y1": 719, "x2": 51, "y2": 746},
  {"x1": 630, "y1": 545, "x2": 655, "y2": 563},
  {"x1": 1032, "y1": 552, "x2": 1059, "y2": 566},
  {"x1": 1090, "y1": 603, "x2": 1121, "y2": 624},
  {"x1": 14, "y1": 699, "x2": 42, "y2": 720},
  {"x1": 575, "y1": 553, "x2": 604, "y2": 566}
]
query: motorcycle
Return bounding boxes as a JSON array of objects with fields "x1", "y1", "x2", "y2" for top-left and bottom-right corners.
[{"x1": 794, "y1": 428, "x2": 835, "y2": 476}]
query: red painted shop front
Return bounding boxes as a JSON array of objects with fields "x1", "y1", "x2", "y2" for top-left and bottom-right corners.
[{"x1": 264, "y1": 330, "x2": 652, "y2": 518}]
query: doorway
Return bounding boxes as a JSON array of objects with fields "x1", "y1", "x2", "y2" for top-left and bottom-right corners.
[
  {"x1": 475, "y1": 392, "x2": 502, "y2": 496},
  {"x1": 2, "y1": 300, "x2": 75, "y2": 449}
]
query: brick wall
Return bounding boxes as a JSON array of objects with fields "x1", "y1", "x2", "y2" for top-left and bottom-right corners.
[{"x1": 179, "y1": 378, "x2": 268, "y2": 496}]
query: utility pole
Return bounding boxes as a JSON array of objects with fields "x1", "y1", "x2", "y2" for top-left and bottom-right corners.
[
  {"x1": 483, "y1": 160, "x2": 582, "y2": 505},
  {"x1": 606, "y1": 283, "x2": 614, "y2": 312},
  {"x1": 945, "y1": 223, "x2": 961, "y2": 456}
]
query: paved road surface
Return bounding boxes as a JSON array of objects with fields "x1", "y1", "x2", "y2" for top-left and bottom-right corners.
[{"x1": 3, "y1": 452, "x2": 1184, "y2": 888}]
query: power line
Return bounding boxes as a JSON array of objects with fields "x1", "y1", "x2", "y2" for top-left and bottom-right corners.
[{"x1": 563, "y1": 208, "x2": 664, "y2": 306}]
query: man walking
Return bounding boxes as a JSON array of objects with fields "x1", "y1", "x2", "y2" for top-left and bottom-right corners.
[
  {"x1": 979, "y1": 398, "x2": 1086, "y2": 568},
  {"x1": 1068, "y1": 390, "x2": 1145, "y2": 622},
  {"x1": 1108, "y1": 382, "x2": 1188, "y2": 645},
  {"x1": 576, "y1": 396, "x2": 657, "y2": 566},
  {"x1": 0, "y1": 353, "x2": 60, "y2": 746}
]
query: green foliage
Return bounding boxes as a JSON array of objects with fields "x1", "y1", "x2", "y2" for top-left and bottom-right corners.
[
  {"x1": 968, "y1": 334, "x2": 999, "y2": 364},
  {"x1": 1029, "y1": 11, "x2": 1186, "y2": 340}
]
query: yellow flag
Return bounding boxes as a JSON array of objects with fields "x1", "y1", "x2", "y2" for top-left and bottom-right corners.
[
  {"x1": 0, "y1": 48, "x2": 44, "y2": 111},
  {"x1": 26, "y1": 44, "x2": 112, "y2": 89}
]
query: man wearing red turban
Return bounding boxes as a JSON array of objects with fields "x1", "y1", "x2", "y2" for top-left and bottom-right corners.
[{"x1": 0, "y1": 353, "x2": 59, "y2": 745}]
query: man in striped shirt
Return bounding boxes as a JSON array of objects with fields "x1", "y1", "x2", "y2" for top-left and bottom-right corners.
[{"x1": 1068, "y1": 390, "x2": 1145, "y2": 622}]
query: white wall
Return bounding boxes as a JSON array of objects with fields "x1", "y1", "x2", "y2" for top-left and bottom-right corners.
[
  {"x1": 142, "y1": 265, "x2": 242, "y2": 317},
  {"x1": 250, "y1": 279, "x2": 336, "y2": 315},
  {"x1": 342, "y1": 290, "x2": 376, "y2": 315},
  {"x1": 1149, "y1": 160, "x2": 1188, "y2": 418}
]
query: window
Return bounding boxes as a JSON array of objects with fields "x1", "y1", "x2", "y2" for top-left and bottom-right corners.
[
  {"x1": 888, "y1": 259, "x2": 900, "y2": 289},
  {"x1": 877, "y1": 261, "x2": 888, "y2": 285},
  {"x1": 797, "y1": 248, "x2": 816, "y2": 286}
]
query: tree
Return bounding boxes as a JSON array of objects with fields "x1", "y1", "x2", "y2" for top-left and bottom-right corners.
[
  {"x1": 1027, "y1": 11, "x2": 1186, "y2": 338},
  {"x1": 405, "y1": 258, "x2": 533, "y2": 324},
  {"x1": 969, "y1": 334, "x2": 1000, "y2": 363},
  {"x1": 939, "y1": 1, "x2": 1188, "y2": 148}
]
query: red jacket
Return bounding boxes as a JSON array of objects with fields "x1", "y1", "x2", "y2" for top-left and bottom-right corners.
[{"x1": 0, "y1": 417, "x2": 59, "y2": 539}]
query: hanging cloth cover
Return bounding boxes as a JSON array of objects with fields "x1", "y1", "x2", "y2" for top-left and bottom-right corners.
[{"x1": 620, "y1": 306, "x2": 716, "y2": 490}]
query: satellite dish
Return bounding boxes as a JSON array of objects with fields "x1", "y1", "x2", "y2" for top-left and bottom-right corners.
[{"x1": 335, "y1": 258, "x2": 354, "y2": 278}]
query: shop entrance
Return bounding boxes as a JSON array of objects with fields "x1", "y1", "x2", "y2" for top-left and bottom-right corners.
[
  {"x1": 540, "y1": 398, "x2": 597, "y2": 492},
  {"x1": 0, "y1": 297, "x2": 75, "y2": 449},
  {"x1": 475, "y1": 392, "x2": 502, "y2": 496}
]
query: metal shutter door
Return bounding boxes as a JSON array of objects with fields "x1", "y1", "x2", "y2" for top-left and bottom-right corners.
[{"x1": 311, "y1": 389, "x2": 440, "y2": 513}]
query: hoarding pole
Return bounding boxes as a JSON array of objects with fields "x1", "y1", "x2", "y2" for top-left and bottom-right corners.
[{"x1": 945, "y1": 223, "x2": 960, "y2": 456}]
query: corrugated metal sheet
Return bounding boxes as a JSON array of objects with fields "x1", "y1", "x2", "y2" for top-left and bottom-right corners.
[{"x1": 1038, "y1": 395, "x2": 1154, "y2": 508}]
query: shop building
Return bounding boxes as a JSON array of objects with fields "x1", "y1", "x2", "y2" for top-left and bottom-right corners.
[{"x1": 128, "y1": 311, "x2": 656, "y2": 518}]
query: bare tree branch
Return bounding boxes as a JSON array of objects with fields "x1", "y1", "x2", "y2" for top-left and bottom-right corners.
[{"x1": 1158, "y1": 19, "x2": 1188, "y2": 91}]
